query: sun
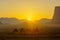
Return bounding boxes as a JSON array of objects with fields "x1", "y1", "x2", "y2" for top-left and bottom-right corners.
[{"x1": 27, "y1": 17, "x2": 32, "y2": 21}]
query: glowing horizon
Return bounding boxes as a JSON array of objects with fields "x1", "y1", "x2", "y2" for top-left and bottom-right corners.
[{"x1": 0, "y1": 0, "x2": 60, "y2": 21}]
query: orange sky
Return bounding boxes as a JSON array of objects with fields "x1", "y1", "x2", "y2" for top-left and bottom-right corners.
[{"x1": 0, "y1": 0, "x2": 60, "y2": 21}]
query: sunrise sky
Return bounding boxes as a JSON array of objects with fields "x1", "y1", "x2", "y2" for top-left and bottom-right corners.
[{"x1": 0, "y1": 0, "x2": 60, "y2": 21}]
